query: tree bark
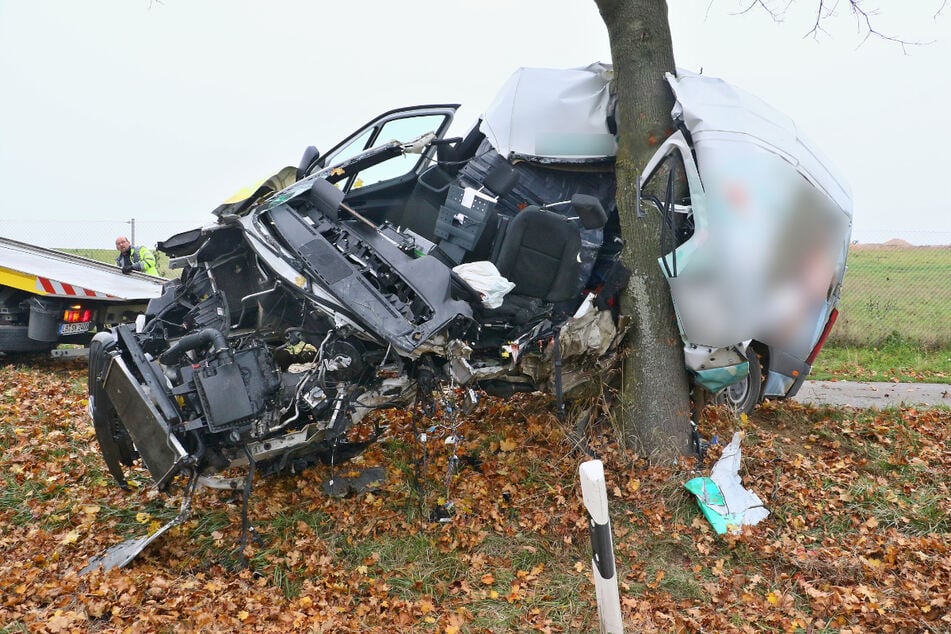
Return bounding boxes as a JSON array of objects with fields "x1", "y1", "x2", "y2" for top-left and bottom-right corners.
[{"x1": 594, "y1": 0, "x2": 693, "y2": 461}]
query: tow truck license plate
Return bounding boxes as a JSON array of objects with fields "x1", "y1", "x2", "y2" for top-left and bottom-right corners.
[{"x1": 59, "y1": 322, "x2": 92, "y2": 335}]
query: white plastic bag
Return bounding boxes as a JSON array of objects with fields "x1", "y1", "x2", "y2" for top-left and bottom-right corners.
[{"x1": 452, "y1": 261, "x2": 515, "y2": 309}]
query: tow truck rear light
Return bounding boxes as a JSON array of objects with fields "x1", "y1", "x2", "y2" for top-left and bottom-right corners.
[{"x1": 63, "y1": 306, "x2": 93, "y2": 323}]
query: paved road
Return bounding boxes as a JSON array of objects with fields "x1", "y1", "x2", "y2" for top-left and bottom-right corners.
[{"x1": 795, "y1": 381, "x2": 951, "y2": 409}]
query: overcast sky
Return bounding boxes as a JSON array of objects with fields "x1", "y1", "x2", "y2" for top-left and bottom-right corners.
[{"x1": 0, "y1": 1, "x2": 947, "y2": 249}]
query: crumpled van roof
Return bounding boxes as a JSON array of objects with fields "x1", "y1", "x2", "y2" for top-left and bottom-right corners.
[
  {"x1": 479, "y1": 63, "x2": 617, "y2": 162},
  {"x1": 668, "y1": 71, "x2": 852, "y2": 217},
  {"x1": 480, "y1": 64, "x2": 852, "y2": 216}
]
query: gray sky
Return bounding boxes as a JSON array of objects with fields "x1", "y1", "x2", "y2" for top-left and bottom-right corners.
[{"x1": 0, "y1": 1, "x2": 947, "y2": 249}]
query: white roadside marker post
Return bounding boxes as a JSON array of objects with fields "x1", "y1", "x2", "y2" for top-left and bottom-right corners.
[{"x1": 579, "y1": 459, "x2": 624, "y2": 634}]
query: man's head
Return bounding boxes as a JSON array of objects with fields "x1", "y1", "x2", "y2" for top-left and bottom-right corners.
[{"x1": 115, "y1": 236, "x2": 131, "y2": 254}]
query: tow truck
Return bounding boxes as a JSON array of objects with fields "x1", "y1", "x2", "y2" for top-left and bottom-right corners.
[{"x1": 0, "y1": 237, "x2": 165, "y2": 355}]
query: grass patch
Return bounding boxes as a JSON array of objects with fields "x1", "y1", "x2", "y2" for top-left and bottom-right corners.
[
  {"x1": 845, "y1": 478, "x2": 950, "y2": 535},
  {"x1": 382, "y1": 538, "x2": 469, "y2": 601},
  {"x1": 0, "y1": 477, "x2": 69, "y2": 528},
  {"x1": 635, "y1": 538, "x2": 709, "y2": 601},
  {"x1": 833, "y1": 245, "x2": 951, "y2": 349},
  {"x1": 811, "y1": 340, "x2": 951, "y2": 383}
]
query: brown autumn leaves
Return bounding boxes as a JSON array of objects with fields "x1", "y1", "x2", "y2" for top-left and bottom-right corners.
[{"x1": 0, "y1": 359, "x2": 948, "y2": 632}]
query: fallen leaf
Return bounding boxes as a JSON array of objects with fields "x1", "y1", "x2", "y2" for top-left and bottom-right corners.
[{"x1": 60, "y1": 530, "x2": 80, "y2": 545}]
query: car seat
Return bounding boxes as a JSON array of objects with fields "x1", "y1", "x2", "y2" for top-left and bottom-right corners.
[
  {"x1": 492, "y1": 206, "x2": 582, "y2": 304},
  {"x1": 431, "y1": 162, "x2": 519, "y2": 266},
  {"x1": 393, "y1": 123, "x2": 488, "y2": 243}
]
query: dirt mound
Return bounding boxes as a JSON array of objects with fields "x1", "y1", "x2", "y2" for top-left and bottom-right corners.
[
  {"x1": 851, "y1": 238, "x2": 917, "y2": 250},
  {"x1": 883, "y1": 238, "x2": 913, "y2": 247}
]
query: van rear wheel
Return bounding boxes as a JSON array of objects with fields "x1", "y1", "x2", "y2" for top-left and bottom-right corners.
[{"x1": 714, "y1": 346, "x2": 764, "y2": 415}]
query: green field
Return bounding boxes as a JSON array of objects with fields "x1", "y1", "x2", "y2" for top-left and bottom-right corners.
[
  {"x1": 812, "y1": 245, "x2": 951, "y2": 382},
  {"x1": 831, "y1": 245, "x2": 951, "y2": 349}
]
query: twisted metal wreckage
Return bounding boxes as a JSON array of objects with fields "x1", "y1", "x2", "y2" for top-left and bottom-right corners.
[{"x1": 83, "y1": 66, "x2": 852, "y2": 571}]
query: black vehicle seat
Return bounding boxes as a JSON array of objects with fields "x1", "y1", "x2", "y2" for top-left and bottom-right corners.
[
  {"x1": 394, "y1": 123, "x2": 488, "y2": 243},
  {"x1": 431, "y1": 161, "x2": 520, "y2": 266},
  {"x1": 492, "y1": 206, "x2": 581, "y2": 304},
  {"x1": 463, "y1": 161, "x2": 519, "y2": 262},
  {"x1": 436, "y1": 121, "x2": 486, "y2": 176},
  {"x1": 396, "y1": 165, "x2": 453, "y2": 242}
]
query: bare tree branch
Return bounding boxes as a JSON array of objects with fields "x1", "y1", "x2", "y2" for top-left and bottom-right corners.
[
  {"x1": 733, "y1": 0, "x2": 791, "y2": 21},
  {"x1": 740, "y1": 1, "x2": 937, "y2": 50},
  {"x1": 803, "y1": 0, "x2": 831, "y2": 40},
  {"x1": 846, "y1": 1, "x2": 933, "y2": 53}
]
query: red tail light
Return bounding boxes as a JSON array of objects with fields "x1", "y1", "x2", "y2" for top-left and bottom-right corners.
[
  {"x1": 62, "y1": 307, "x2": 93, "y2": 323},
  {"x1": 806, "y1": 308, "x2": 838, "y2": 365}
]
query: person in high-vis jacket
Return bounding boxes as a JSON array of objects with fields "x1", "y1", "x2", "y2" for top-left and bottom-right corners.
[{"x1": 115, "y1": 235, "x2": 158, "y2": 275}]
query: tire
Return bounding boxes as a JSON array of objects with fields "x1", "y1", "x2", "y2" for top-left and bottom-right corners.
[
  {"x1": 88, "y1": 332, "x2": 136, "y2": 488},
  {"x1": 714, "y1": 345, "x2": 764, "y2": 415}
]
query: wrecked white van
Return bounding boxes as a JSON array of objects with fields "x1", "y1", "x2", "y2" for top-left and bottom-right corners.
[
  {"x1": 646, "y1": 71, "x2": 851, "y2": 409},
  {"x1": 84, "y1": 64, "x2": 851, "y2": 569},
  {"x1": 477, "y1": 65, "x2": 852, "y2": 410},
  {"x1": 89, "y1": 64, "x2": 853, "y2": 493}
]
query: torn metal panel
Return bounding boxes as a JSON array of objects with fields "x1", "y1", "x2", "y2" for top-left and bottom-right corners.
[
  {"x1": 684, "y1": 342, "x2": 751, "y2": 392},
  {"x1": 103, "y1": 355, "x2": 188, "y2": 486},
  {"x1": 558, "y1": 305, "x2": 617, "y2": 359},
  {"x1": 81, "y1": 471, "x2": 198, "y2": 574},
  {"x1": 660, "y1": 140, "x2": 850, "y2": 355}
]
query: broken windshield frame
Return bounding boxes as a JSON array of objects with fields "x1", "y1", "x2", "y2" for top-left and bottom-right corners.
[
  {"x1": 317, "y1": 105, "x2": 459, "y2": 195},
  {"x1": 638, "y1": 152, "x2": 693, "y2": 278}
]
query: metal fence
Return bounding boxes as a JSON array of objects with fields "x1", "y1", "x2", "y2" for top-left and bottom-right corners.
[
  {"x1": 832, "y1": 231, "x2": 951, "y2": 350},
  {"x1": 3, "y1": 220, "x2": 949, "y2": 349}
]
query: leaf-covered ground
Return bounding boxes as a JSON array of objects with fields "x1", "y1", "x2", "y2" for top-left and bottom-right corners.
[{"x1": 1, "y1": 359, "x2": 949, "y2": 633}]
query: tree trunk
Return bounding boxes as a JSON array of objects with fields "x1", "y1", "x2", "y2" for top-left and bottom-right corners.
[{"x1": 594, "y1": 0, "x2": 693, "y2": 461}]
